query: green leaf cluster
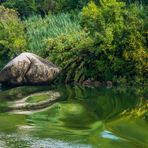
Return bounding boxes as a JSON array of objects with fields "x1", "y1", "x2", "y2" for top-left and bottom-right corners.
[
  {"x1": 46, "y1": 31, "x2": 96, "y2": 83},
  {"x1": 0, "y1": 6, "x2": 26, "y2": 65},
  {"x1": 45, "y1": 0, "x2": 147, "y2": 84}
]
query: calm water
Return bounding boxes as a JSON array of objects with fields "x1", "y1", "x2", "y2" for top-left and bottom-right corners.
[{"x1": 0, "y1": 85, "x2": 147, "y2": 148}]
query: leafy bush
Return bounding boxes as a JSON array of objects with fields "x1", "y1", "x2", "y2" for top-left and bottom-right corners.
[
  {"x1": 46, "y1": 31, "x2": 97, "y2": 83},
  {"x1": 24, "y1": 13, "x2": 81, "y2": 55},
  {"x1": 81, "y1": 0, "x2": 147, "y2": 82},
  {"x1": 45, "y1": 0, "x2": 147, "y2": 84},
  {"x1": 0, "y1": 6, "x2": 26, "y2": 65}
]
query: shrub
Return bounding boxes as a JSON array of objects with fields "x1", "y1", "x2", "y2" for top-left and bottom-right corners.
[
  {"x1": 46, "y1": 0, "x2": 147, "y2": 84},
  {"x1": 0, "y1": 6, "x2": 26, "y2": 65},
  {"x1": 46, "y1": 31, "x2": 97, "y2": 83},
  {"x1": 80, "y1": 0, "x2": 147, "y2": 82}
]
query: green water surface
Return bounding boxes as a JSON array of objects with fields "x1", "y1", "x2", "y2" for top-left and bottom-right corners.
[{"x1": 0, "y1": 85, "x2": 147, "y2": 148}]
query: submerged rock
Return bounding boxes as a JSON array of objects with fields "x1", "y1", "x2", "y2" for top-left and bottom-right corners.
[{"x1": 0, "y1": 53, "x2": 60, "y2": 85}]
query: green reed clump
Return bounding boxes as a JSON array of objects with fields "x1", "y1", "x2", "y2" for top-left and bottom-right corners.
[{"x1": 24, "y1": 13, "x2": 81, "y2": 55}]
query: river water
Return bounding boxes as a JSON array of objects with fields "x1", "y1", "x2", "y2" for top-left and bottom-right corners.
[{"x1": 0, "y1": 85, "x2": 147, "y2": 148}]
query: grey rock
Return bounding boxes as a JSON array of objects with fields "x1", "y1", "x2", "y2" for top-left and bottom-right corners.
[{"x1": 0, "y1": 52, "x2": 60, "y2": 85}]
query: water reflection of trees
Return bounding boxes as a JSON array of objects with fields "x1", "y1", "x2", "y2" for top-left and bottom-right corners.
[
  {"x1": 0, "y1": 85, "x2": 147, "y2": 120},
  {"x1": 0, "y1": 85, "x2": 147, "y2": 147},
  {"x1": 56, "y1": 85, "x2": 147, "y2": 121}
]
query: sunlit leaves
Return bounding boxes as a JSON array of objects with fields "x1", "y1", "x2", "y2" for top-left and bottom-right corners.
[{"x1": 0, "y1": 6, "x2": 26, "y2": 62}]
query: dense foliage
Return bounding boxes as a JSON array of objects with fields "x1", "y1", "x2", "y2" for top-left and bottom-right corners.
[
  {"x1": 122, "y1": 0, "x2": 148, "y2": 5},
  {"x1": 46, "y1": 31, "x2": 95, "y2": 83},
  {"x1": 45, "y1": 0, "x2": 148, "y2": 84},
  {"x1": 1, "y1": 0, "x2": 89, "y2": 17},
  {"x1": 0, "y1": 0, "x2": 147, "y2": 85},
  {"x1": 0, "y1": 0, "x2": 147, "y2": 17},
  {"x1": 0, "y1": 6, "x2": 26, "y2": 67}
]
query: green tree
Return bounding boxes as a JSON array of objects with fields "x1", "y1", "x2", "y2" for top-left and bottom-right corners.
[
  {"x1": 81, "y1": 0, "x2": 147, "y2": 82},
  {"x1": 2, "y1": 0, "x2": 38, "y2": 17},
  {"x1": 1, "y1": 0, "x2": 90, "y2": 16},
  {"x1": 0, "y1": 6, "x2": 26, "y2": 65}
]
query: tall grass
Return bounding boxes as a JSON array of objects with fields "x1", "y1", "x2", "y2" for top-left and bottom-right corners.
[{"x1": 24, "y1": 13, "x2": 81, "y2": 54}]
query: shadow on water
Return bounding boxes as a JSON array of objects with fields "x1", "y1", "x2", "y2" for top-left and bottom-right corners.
[{"x1": 0, "y1": 85, "x2": 147, "y2": 148}]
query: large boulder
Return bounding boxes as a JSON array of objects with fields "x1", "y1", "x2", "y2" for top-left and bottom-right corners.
[{"x1": 0, "y1": 53, "x2": 60, "y2": 85}]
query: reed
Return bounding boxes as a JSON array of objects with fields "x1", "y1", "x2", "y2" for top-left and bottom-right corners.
[{"x1": 24, "y1": 13, "x2": 81, "y2": 54}]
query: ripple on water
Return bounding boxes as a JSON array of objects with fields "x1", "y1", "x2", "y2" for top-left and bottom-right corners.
[{"x1": 0, "y1": 85, "x2": 147, "y2": 148}]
